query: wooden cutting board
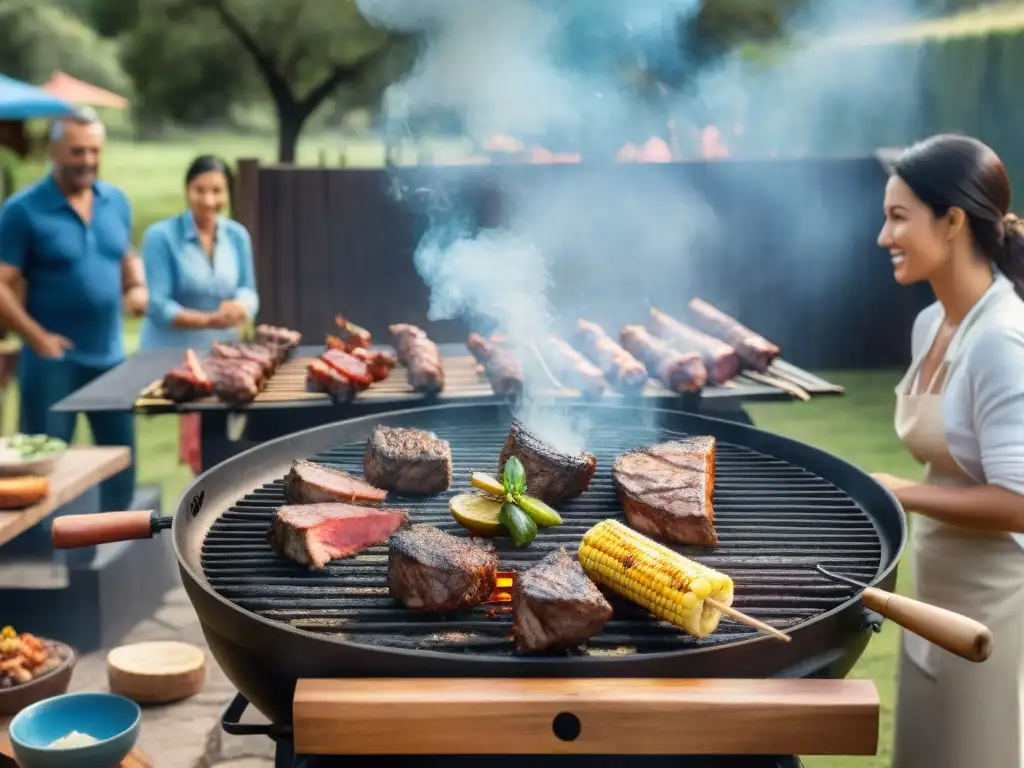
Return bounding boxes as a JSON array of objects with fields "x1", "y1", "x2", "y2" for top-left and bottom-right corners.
[
  {"x1": 293, "y1": 677, "x2": 880, "y2": 756},
  {"x1": 0, "y1": 735, "x2": 153, "y2": 766}
]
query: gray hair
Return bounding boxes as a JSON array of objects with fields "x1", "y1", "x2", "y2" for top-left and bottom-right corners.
[{"x1": 49, "y1": 107, "x2": 106, "y2": 144}]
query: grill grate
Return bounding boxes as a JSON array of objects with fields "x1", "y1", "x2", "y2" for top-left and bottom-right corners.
[{"x1": 200, "y1": 423, "x2": 881, "y2": 656}]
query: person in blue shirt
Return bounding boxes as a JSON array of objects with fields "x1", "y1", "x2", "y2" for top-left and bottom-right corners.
[
  {"x1": 0, "y1": 109, "x2": 145, "y2": 515},
  {"x1": 139, "y1": 155, "x2": 258, "y2": 473},
  {"x1": 138, "y1": 155, "x2": 258, "y2": 350}
]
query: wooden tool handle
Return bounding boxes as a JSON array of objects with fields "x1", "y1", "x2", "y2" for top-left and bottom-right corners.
[
  {"x1": 51, "y1": 510, "x2": 156, "y2": 549},
  {"x1": 862, "y1": 587, "x2": 993, "y2": 662}
]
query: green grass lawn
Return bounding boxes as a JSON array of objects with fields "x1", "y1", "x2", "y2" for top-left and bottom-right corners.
[{"x1": 5, "y1": 136, "x2": 918, "y2": 766}]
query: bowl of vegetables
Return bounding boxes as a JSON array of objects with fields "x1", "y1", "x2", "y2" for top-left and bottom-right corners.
[
  {"x1": 0, "y1": 626, "x2": 76, "y2": 717},
  {"x1": 0, "y1": 434, "x2": 67, "y2": 477}
]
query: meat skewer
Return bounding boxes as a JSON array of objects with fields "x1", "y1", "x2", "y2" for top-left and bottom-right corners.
[
  {"x1": 334, "y1": 315, "x2": 372, "y2": 350},
  {"x1": 305, "y1": 359, "x2": 355, "y2": 404},
  {"x1": 687, "y1": 298, "x2": 780, "y2": 372},
  {"x1": 573, "y1": 318, "x2": 648, "y2": 396},
  {"x1": 390, "y1": 324, "x2": 445, "y2": 395},
  {"x1": 542, "y1": 335, "x2": 606, "y2": 399},
  {"x1": 255, "y1": 324, "x2": 302, "y2": 351},
  {"x1": 350, "y1": 347, "x2": 397, "y2": 382},
  {"x1": 466, "y1": 333, "x2": 523, "y2": 400},
  {"x1": 648, "y1": 307, "x2": 741, "y2": 385},
  {"x1": 619, "y1": 325, "x2": 707, "y2": 394}
]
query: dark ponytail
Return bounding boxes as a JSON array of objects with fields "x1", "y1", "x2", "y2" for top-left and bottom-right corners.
[
  {"x1": 184, "y1": 154, "x2": 235, "y2": 216},
  {"x1": 892, "y1": 133, "x2": 1024, "y2": 298}
]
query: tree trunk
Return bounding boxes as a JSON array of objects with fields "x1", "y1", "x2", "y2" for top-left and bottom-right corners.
[{"x1": 276, "y1": 102, "x2": 305, "y2": 163}]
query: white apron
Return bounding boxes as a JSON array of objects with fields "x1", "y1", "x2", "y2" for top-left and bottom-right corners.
[{"x1": 891, "y1": 315, "x2": 1024, "y2": 768}]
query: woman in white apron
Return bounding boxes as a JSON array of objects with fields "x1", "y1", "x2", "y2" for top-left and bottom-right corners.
[{"x1": 873, "y1": 134, "x2": 1024, "y2": 768}]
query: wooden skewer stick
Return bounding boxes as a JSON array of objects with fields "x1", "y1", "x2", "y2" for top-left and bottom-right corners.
[
  {"x1": 527, "y1": 340, "x2": 564, "y2": 390},
  {"x1": 706, "y1": 598, "x2": 791, "y2": 642},
  {"x1": 744, "y1": 370, "x2": 811, "y2": 402}
]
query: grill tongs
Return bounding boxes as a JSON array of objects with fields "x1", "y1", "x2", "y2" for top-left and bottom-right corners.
[{"x1": 817, "y1": 565, "x2": 993, "y2": 663}]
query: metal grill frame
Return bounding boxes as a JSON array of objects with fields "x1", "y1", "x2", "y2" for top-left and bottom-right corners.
[{"x1": 172, "y1": 403, "x2": 905, "y2": 725}]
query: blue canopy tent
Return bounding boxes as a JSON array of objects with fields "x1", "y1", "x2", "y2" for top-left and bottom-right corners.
[{"x1": 0, "y1": 73, "x2": 76, "y2": 120}]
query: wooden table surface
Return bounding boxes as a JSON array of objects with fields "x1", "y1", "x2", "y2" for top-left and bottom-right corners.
[{"x1": 0, "y1": 446, "x2": 132, "y2": 547}]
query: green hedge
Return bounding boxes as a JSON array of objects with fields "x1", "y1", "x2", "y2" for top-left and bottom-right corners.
[{"x1": 736, "y1": 19, "x2": 1024, "y2": 204}]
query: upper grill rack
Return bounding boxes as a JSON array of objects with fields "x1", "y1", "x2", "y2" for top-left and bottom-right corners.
[{"x1": 200, "y1": 424, "x2": 882, "y2": 656}]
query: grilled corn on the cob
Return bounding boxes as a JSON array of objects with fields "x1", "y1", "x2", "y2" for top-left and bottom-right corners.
[{"x1": 578, "y1": 519, "x2": 734, "y2": 638}]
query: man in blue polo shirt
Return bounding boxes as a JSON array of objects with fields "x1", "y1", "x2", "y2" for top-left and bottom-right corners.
[{"x1": 0, "y1": 109, "x2": 147, "y2": 513}]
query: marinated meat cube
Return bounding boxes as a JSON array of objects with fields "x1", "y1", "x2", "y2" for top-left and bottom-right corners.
[
  {"x1": 611, "y1": 437, "x2": 717, "y2": 548},
  {"x1": 513, "y1": 548, "x2": 613, "y2": 653},
  {"x1": 211, "y1": 341, "x2": 279, "y2": 376},
  {"x1": 350, "y1": 347, "x2": 397, "y2": 382},
  {"x1": 363, "y1": 426, "x2": 452, "y2": 496},
  {"x1": 268, "y1": 503, "x2": 408, "y2": 570},
  {"x1": 320, "y1": 349, "x2": 373, "y2": 390},
  {"x1": 497, "y1": 420, "x2": 597, "y2": 504},
  {"x1": 284, "y1": 459, "x2": 388, "y2": 504},
  {"x1": 255, "y1": 324, "x2": 302, "y2": 350},
  {"x1": 162, "y1": 349, "x2": 212, "y2": 402},
  {"x1": 388, "y1": 524, "x2": 498, "y2": 612},
  {"x1": 205, "y1": 357, "x2": 265, "y2": 405},
  {"x1": 306, "y1": 360, "x2": 356, "y2": 405},
  {"x1": 334, "y1": 315, "x2": 372, "y2": 349},
  {"x1": 390, "y1": 324, "x2": 445, "y2": 394}
]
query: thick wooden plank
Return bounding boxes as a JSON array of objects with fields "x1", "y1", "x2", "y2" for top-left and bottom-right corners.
[
  {"x1": 0, "y1": 447, "x2": 131, "y2": 547},
  {"x1": 293, "y1": 677, "x2": 879, "y2": 756}
]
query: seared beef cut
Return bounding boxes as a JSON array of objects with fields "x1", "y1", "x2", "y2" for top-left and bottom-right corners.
[
  {"x1": 620, "y1": 325, "x2": 707, "y2": 394},
  {"x1": 513, "y1": 547, "x2": 613, "y2": 653},
  {"x1": 334, "y1": 315, "x2": 372, "y2": 350},
  {"x1": 205, "y1": 357, "x2": 265, "y2": 405},
  {"x1": 268, "y1": 503, "x2": 408, "y2": 570},
  {"x1": 611, "y1": 437, "x2": 718, "y2": 548},
  {"x1": 320, "y1": 349, "x2": 373, "y2": 390},
  {"x1": 498, "y1": 420, "x2": 597, "y2": 504},
  {"x1": 687, "y1": 298, "x2": 780, "y2": 372},
  {"x1": 363, "y1": 426, "x2": 452, "y2": 495},
  {"x1": 543, "y1": 335, "x2": 607, "y2": 399},
  {"x1": 466, "y1": 332, "x2": 523, "y2": 399},
  {"x1": 390, "y1": 324, "x2": 445, "y2": 394},
  {"x1": 255, "y1": 324, "x2": 302, "y2": 350},
  {"x1": 573, "y1": 319, "x2": 648, "y2": 395},
  {"x1": 350, "y1": 347, "x2": 397, "y2": 382},
  {"x1": 388, "y1": 524, "x2": 499, "y2": 611},
  {"x1": 211, "y1": 341, "x2": 278, "y2": 376},
  {"x1": 162, "y1": 349, "x2": 212, "y2": 402},
  {"x1": 648, "y1": 307, "x2": 741, "y2": 385},
  {"x1": 306, "y1": 360, "x2": 355, "y2": 404},
  {"x1": 284, "y1": 459, "x2": 388, "y2": 504}
]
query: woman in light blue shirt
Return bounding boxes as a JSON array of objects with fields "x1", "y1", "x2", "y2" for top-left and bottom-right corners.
[{"x1": 139, "y1": 155, "x2": 259, "y2": 351}]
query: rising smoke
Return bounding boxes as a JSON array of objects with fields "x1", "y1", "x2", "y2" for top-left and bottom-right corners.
[{"x1": 356, "y1": 0, "x2": 922, "y2": 450}]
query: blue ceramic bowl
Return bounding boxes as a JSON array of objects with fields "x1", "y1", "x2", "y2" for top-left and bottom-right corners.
[{"x1": 9, "y1": 692, "x2": 141, "y2": 768}]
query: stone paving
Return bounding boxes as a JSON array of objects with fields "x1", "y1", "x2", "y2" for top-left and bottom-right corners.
[{"x1": 5, "y1": 587, "x2": 277, "y2": 768}]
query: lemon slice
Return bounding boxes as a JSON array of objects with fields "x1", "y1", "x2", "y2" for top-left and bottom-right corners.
[{"x1": 450, "y1": 492, "x2": 504, "y2": 536}]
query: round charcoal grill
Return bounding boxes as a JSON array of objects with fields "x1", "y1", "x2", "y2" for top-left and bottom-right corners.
[
  {"x1": 202, "y1": 422, "x2": 883, "y2": 656},
  {"x1": 52, "y1": 402, "x2": 916, "y2": 726}
]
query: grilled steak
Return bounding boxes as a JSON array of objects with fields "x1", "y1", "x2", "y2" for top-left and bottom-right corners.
[
  {"x1": 513, "y1": 547, "x2": 613, "y2": 653},
  {"x1": 306, "y1": 360, "x2": 355, "y2": 405},
  {"x1": 498, "y1": 420, "x2": 597, "y2": 504},
  {"x1": 334, "y1": 315, "x2": 372, "y2": 350},
  {"x1": 211, "y1": 341, "x2": 279, "y2": 376},
  {"x1": 543, "y1": 335, "x2": 606, "y2": 399},
  {"x1": 268, "y1": 503, "x2": 408, "y2": 570},
  {"x1": 648, "y1": 307, "x2": 741, "y2": 385},
  {"x1": 388, "y1": 524, "x2": 499, "y2": 612},
  {"x1": 363, "y1": 426, "x2": 452, "y2": 495},
  {"x1": 611, "y1": 437, "x2": 717, "y2": 548},
  {"x1": 162, "y1": 349, "x2": 212, "y2": 402},
  {"x1": 284, "y1": 459, "x2": 388, "y2": 504},
  {"x1": 466, "y1": 332, "x2": 523, "y2": 399},
  {"x1": 255, "y1": 324, "x2": 302, "y2": 350},
  {"x1": 205, "y1": 357, "x2": 266, "y2": 405},
  {"x1": 620, "y1": 325, "x2": 707, "y2": 394},
  {"x1": 687, "y1": 298, "x2": 780, "y2": 372},
  {"x1": 390, "y1": 324, "x2": 445, "y2": 394},
  {"x1": 320, "y1": 349, "x2": 373, "y2": 389},
  {"x1": 573, "y1": 318, "x2": 648, "y2": 395}
]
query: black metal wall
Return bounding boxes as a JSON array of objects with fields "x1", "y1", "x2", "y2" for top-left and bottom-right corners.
[{"x1": 236, "y1": 157, "x2": 932, "y2": 371}]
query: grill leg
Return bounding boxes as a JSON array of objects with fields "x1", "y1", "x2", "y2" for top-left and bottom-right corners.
[{"x1": 275, "y1": 739, "x2": 295, "y2": 768}]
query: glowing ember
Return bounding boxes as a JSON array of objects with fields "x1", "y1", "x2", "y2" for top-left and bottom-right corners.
[{"x1": 488, "y1": 571, "x2": 516, "y2": 603}]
